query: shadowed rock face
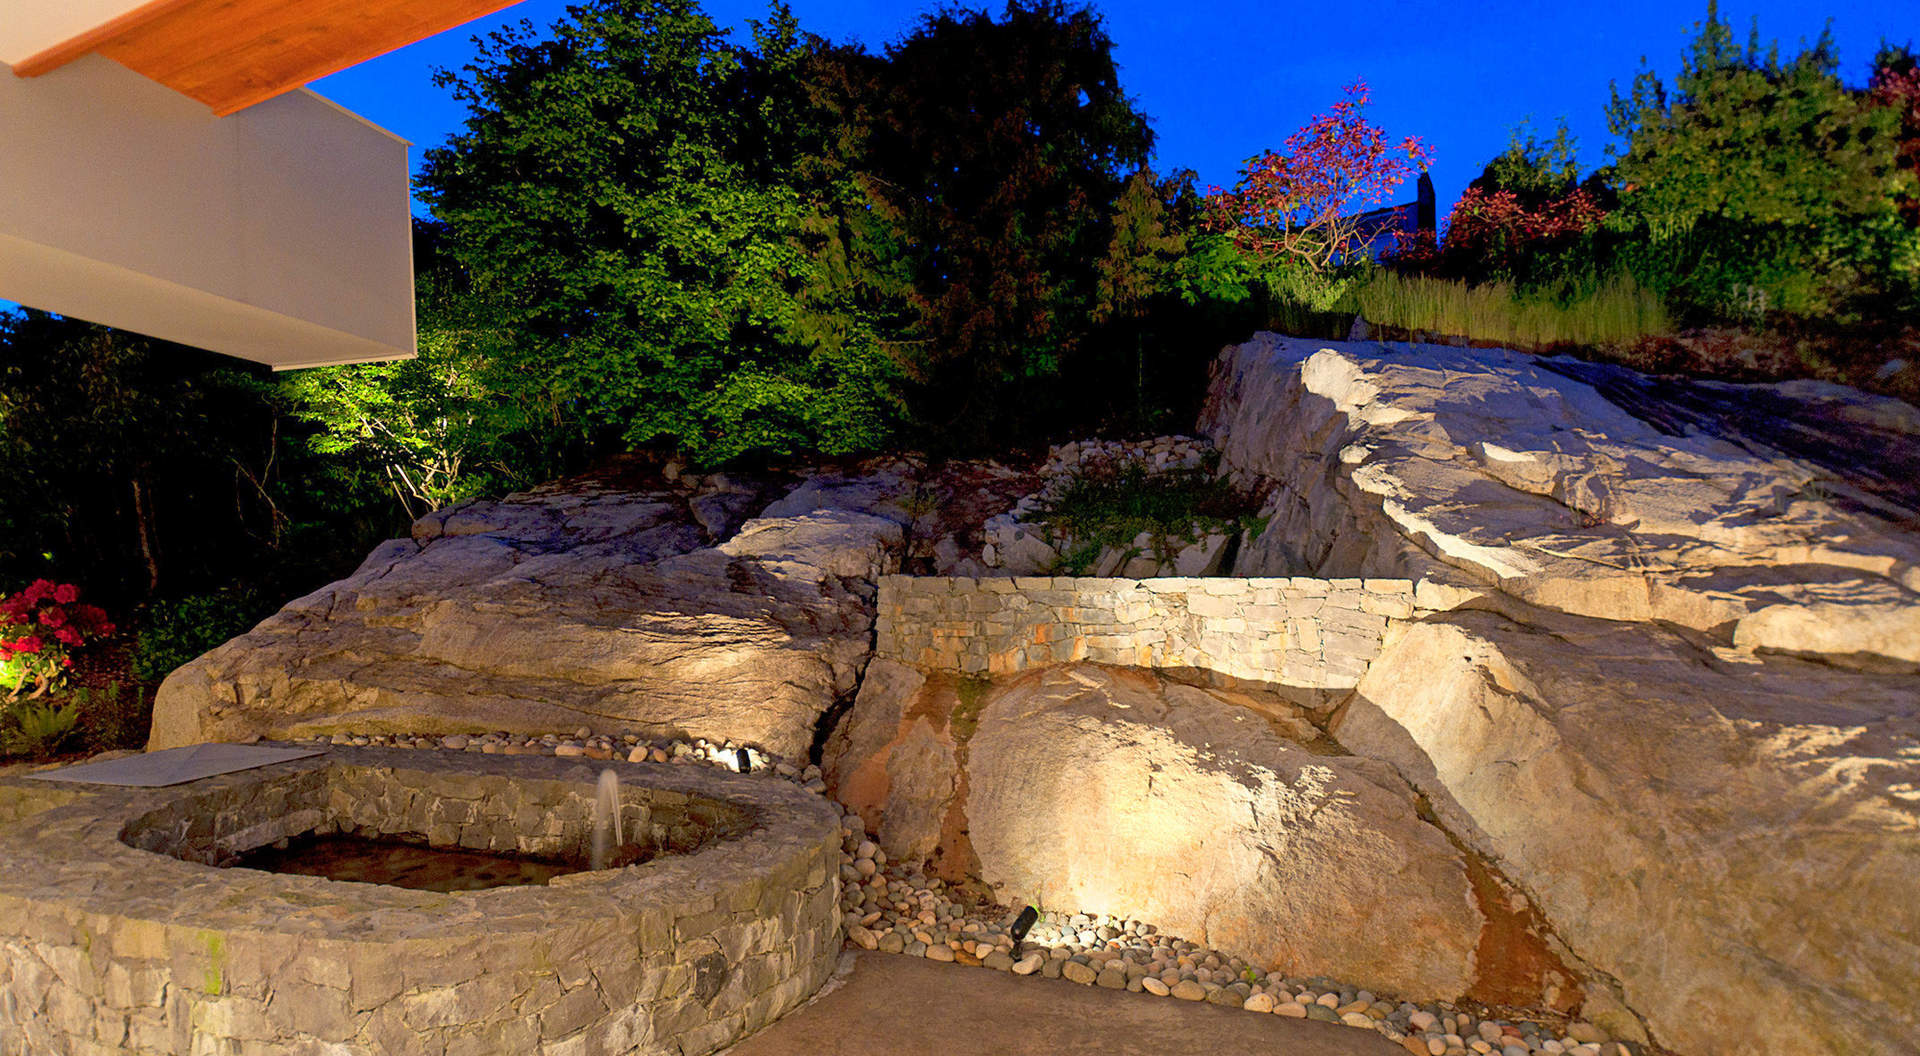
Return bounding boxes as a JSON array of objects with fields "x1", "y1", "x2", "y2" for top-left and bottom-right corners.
[
  {"x1": 148, "y1": 467, "x2": 914, "y2": 758},
  {"x1": 1200, "y1": 335, "x2": 1920, "y2": 1055}
]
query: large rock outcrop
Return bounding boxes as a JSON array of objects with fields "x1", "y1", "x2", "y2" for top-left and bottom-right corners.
[
  {"x1": 825, "y1": 660, "x2": 1578, "y2": 1006},
  {"x1": 1199, "y1": 336, "x2": 1920, "y2": 1055},
  {"x1": 149, "y1": 467, "x2": 914, "y2": 758},
  {"x1": 1203, "y1": 335, "x2": 1920, "y2": 667},
  {"x1": 1337, "y1": 610, "x2": 1920, "y2": 1056}
]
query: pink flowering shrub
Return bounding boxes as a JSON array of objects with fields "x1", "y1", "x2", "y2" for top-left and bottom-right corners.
[{"x1": 0, "y1": 580, "x2": 114, "y2": 701}]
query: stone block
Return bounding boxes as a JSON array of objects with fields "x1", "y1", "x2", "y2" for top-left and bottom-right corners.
[{"x1": 1186, "y1": 593, "x2": 1237, "y2": 618}]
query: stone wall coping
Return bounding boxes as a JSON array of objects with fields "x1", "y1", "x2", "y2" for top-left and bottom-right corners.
[{"x1": 876, "y1": 574, "x2": 1415, "y2": 593}]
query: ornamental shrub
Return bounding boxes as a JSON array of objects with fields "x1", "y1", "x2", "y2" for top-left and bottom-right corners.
[
  {"x1": 0, "y1": 580, "x2": 113, "y2": 702},
  {"x1": 1604, "y1": 4, "x2": 1914, "y2": 320},
  {"x1": 0, "y1": 698, "x2": 79, "y2": 758}
]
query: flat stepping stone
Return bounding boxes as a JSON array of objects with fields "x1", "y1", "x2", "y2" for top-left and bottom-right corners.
[{"x1": 24, "y1": 744, "x2": 322, "y2": 787}]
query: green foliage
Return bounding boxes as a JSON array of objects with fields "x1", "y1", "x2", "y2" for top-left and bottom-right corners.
[
  {"x1": 1474, "y1": 118, "x2": 1582, "y2": 199},
  {"x1": 950, "y1": 676, "x2": 992, "y2": 743},
  {"x1": 418, "y1": 0, "x2": 902, "y2": 465},
  {"x1": 1, "y1": 698, "x2": 79, "y2": 758},
  {"x1": 1604, "y1": 4, "x2": 1915, "y2": 318},
  {"x1": 1036, "y1": 461, "x2": 1257, "y2": 573},
  {"x1": 846, "y1": 0, "x2": 1153, "y2": 444},
  {"x1": 1095, "y1": 170, "x2": 1190, "y2": 326},
  {"x1": 70, "y1": 682, "x2": 150, "y2": 752},
  {"x1": 0, "y1": 311, "x2": 393, "y2": 599},
  {"x1": 131, "y1": 590, "x2": 270, "y2": 683},
  {"x1": 284, "y1": 259, "x2": 513, "y2": 518},
  {"x1": 1357, "y1": 270, "x2": 1671, "y2": 349}
]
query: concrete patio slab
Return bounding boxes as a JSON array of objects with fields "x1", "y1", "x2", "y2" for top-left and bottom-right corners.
[{"x1": 723, "y1": 951, "x2": 1406, "y2": 1056}]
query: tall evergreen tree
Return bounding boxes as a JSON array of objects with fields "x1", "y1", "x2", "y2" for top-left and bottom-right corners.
[{"x1": 845, "y1": 1, "x2": 1154, "y2": 442}]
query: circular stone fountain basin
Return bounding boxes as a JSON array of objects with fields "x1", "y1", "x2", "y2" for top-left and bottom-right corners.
[{"x1": 0, "y1": 747, "x2": 843, "y2": 1056}]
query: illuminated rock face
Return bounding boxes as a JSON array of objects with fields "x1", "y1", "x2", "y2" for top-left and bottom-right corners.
[
  {"x1": 1202, "y1": 334, "x2": 1920, "y2": 666},
  {"x1": 148, "y1": 466, "x2": 913, "y2": 758},
  {"x1": 1200, "y1": 335, "x2": 1920, "y2": 1056},
  {"x1": 1339, "y1": 609, "x2": 1920, "y2": 1056},
  {"x1": 825, "y1": 660, "x2": 1581, "y2": 1008}
]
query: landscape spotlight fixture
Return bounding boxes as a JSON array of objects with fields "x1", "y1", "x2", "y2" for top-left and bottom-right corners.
[
  {"x1": 735, "y1": 747, "x2": 752, "y2": 774},
  {"x1": 1010, "y1": 905, "x2": 1038, "y2": 955}
]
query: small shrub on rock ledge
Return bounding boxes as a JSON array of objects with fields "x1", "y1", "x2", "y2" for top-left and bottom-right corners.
[
  {"x1": 1039, "y1": 461, "x2": 1261, "y2": 574},
  {"x1": 982, "y1": 435, "x2": 1262, "y2": 576}
]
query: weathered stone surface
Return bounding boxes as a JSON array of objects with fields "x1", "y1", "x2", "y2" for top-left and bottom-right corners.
[
  {"x1": 1338, "y1": 609, "x2": 1920, "y2": 1056},
  {"x1": 831, "y1": 662, "x2": 1490, "y2": 1000},
  {"x1": 1202, "y1": 335, "x2": 1920, "y2": 668},
  {"x1": 0, "y1": 749, "x2": 842, "y2": 1056},
  {"x1": 149, "y1": 469, "x2": 910, "y2": 757},
  {"x1": 874, "y1": 575, "x2": 1405, "y2": 689},
  {"x1": 821, "y1": 660, "x2": 963, "y2": 868}
]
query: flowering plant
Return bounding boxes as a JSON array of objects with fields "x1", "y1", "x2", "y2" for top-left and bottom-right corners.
[
  {"x1": 1204, "y1": 81, "x2": 1433, "y2": 268},
  {"x1": 0, "y1": 581, "x2": 114, "y2": 701}
]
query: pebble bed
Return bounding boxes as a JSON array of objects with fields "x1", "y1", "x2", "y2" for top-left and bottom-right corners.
[{"x1": 286, "y1": 728, "x2": 1639, "y2": 1056}]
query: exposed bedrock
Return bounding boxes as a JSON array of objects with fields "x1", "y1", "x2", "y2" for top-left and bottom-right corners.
[
  {"x1": 1200, "y1": 335, "x2": 1920, "y2": 1055},
  {"x1": 148, "y1": 465, "x2": 916, "y2": 758},
  {"x1": 1339, "y1": 610, "x2": 1920, "y2": 1056},
  {"x1": 824, "y1": 660, "x2": 1588, "y2": 1009},
  {"x1": 1203, "y1": 334, "x2": 1920, "y2": 668}
]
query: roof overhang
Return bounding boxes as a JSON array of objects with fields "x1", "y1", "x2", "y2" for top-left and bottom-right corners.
[
  {"x1": 0, "y1": 54, "x2": 416, "y2": 369},
  {"x1": 4, "y1": 0, "x2": 521, "y2": 116}
]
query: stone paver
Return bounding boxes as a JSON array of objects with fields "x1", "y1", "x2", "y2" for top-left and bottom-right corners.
[{"x1": 724, "y1": 951, "x2": 1403, "y2": 1056}]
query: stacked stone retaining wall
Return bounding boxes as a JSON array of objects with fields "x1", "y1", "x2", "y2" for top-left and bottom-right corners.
[{"x1": 875, "y1": 575, "x2": 1414, "y2": 688}]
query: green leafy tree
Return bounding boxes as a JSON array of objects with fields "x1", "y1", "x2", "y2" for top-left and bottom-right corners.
[
  {"x1": 1473, "y1": 118, "x2": 1582, "y2": 200},
  {"x1": 417, "y1": 0, "x2": 901, "y2": 466},
  {"x1": 1605, "y1": 4, "x2": 1914, "y2": 317},
  {"x1": 1094, "y1": 170, "x2": 1190, "y2": 327},
  {"x1": 283, "y1": 273, "x2": 503, "y2": 518}
]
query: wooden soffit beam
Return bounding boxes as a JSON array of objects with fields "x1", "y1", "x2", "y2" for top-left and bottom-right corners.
[{"x1": 12, "y1": 0, "x2": 521, "y2": 115}]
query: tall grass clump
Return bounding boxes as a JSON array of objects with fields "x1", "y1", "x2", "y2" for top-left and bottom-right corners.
[{"x1": 1358, "y1": 271, "x2": 1670, "y2": 349}]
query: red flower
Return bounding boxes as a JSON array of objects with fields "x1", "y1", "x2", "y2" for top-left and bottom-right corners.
[
  {"x1": 74, "y1": 605, "x2": 113, "y2": 635},
  {"x1": 12, "y1": 636, "x2": 42, "y2": 655},
  {"x1": 54, "y1": 626, "x2": 82, "y2": 646},
  {"x1": 38, "y1": 607, "x2": 66, "y2": 628},
  {"x1": 52, "y1": 584, "x2": 77, "y2": 604}
]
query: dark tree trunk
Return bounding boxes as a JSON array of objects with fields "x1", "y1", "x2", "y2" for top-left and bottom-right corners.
[{"x1": 130, "y1": 476, "x2": 160, "y2": 594}]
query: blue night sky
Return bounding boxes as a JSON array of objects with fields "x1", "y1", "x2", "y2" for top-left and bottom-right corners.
[{"x1": 312, "y1": 0, "x2": 1913, "y2": 221}]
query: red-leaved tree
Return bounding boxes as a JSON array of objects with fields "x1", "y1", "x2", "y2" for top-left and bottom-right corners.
[
  {"x1": 1870, "y1": 52, "x2": 1920, "y2": 226},
  {"x1": 1442, "y1": 185, "x2": 1609, "y2": 270},
  {"x1": 1205, "y1": 81, "x2": 1432, "y2": 268}
]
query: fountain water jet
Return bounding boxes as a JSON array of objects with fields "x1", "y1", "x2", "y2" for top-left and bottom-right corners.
[{"x1": 590, "y1": 768, "x2": 621, "y2": 870}]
